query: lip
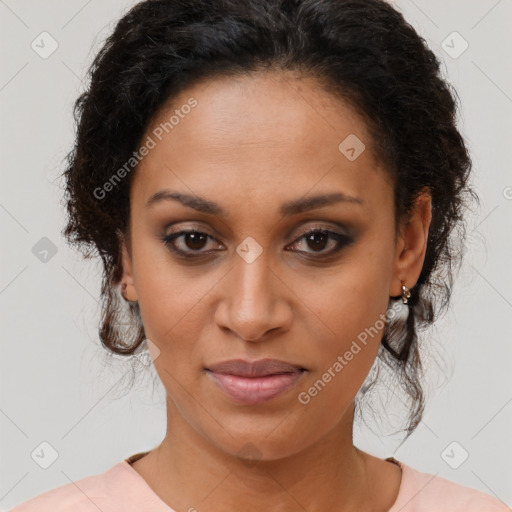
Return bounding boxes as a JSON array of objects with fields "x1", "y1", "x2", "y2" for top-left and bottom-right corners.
[{"x1": 205, "y1": 358, "x2": 306, "y2": 405}]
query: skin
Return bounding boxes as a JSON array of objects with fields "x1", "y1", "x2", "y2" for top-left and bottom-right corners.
[{"x1": 119, "y1": 70, "x2": 432, "y2": 512}]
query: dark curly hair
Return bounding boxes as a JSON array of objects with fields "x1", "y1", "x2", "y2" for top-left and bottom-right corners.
[{"x1": 61, "y1": 0, "x2": 477, "y2": 438}]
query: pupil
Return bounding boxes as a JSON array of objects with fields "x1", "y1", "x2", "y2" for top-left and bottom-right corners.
[
  {"x1": 186, "y1": 232, "x2": 207, "y2": 250},
  {"x1": 307, "y1": 232, "x2": 328, "y2": 251}
]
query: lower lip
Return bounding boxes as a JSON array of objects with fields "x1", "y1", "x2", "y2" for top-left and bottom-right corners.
[{"x1": 206, "y1": 371, "x2": 305, "y2": 405}]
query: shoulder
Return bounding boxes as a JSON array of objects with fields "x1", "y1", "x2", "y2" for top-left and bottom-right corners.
[
  {"x1": 9, "y1": 461, "x2": 134, "y2": 512},
  {"x1": 390, "y1": 460, "x2": 510, "y2": 512}
]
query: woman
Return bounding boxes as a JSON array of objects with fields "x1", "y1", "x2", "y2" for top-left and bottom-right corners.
[{"x1": 11, "y1": 0, "x2": 509, "y2": 510}]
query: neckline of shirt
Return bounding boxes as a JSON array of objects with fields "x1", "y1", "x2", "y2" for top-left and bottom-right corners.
[{"x1": 120, "y1": 452, "x2": 408, "y2": 511}]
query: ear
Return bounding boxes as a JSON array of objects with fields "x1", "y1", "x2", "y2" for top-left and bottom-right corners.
[
  {"x1": 119, "y1": 231, "x2": 138, "y2": 302},
  {"x1": 389, "y1": 189, "x2": 432, "y2": 297}
]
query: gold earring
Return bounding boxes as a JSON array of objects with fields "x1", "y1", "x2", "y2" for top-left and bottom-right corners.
[{"x1": 401, "y1": 283, "x2": 411, "y2": 304}]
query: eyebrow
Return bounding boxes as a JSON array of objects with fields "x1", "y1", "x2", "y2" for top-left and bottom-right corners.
[{"x1": 145, "y1": 189, "x2": 364, "y2": 217}]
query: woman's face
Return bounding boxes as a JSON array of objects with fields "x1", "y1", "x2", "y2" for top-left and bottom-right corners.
[{"x1": 121, "y1": 70, "x2": 430, "y2": 461}]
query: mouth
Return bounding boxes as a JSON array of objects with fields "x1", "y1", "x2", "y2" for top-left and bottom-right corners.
[{"x1": 205, "y1": 358, "x2": 307, "y2": 405}]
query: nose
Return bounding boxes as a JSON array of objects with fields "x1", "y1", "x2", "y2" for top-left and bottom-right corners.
[{"x1": 214, "y1": 249, "x2": 293, "y2": 342}]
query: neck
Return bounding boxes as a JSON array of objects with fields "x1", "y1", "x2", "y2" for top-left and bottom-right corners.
[{"x1": 139, "y1": 400, "x2": 382, "y2": 512}]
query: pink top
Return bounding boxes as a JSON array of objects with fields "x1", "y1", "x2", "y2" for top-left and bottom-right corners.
[{"x1": 9, "y1": 453, "x2": 509, "y2": 511}]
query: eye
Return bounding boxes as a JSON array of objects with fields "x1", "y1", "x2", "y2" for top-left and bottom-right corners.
[
  {"x1": 161, "y1": 230, "x2": 223, "y2": 257},
  {"x1": 161, "y1": 226, "x2": 354, "y2": 259},
  {"x1": 287, "y1": 228, "x2": 353, "y2": 256}
]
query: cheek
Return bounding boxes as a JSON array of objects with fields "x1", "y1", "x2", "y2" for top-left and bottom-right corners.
[
  {"x1": 301, "y1": 244, "x2": 393, "y2": 391},
  {"x1": 310, "y1": 257, "x2": 391, "y2": 349},
  {"x1": 130, "y1": 242, "x2": 202, "y2": 355},
  {"x1": 136, "y1": 269, "x2": 211, "y2": 349},
  {"x1": 137, "y1": 277, "x2": 210, "y2": 408}
]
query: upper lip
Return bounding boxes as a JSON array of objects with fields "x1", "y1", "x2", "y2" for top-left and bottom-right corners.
[{"x1": 206, "y1": 358, "x2": 305, "y2": 377}]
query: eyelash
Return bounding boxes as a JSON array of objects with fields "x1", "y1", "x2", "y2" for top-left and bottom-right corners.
[{"x1": 160, "y1": 227, "x2": 353, "y2": 259}]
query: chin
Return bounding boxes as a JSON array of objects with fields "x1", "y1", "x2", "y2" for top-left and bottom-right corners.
[{"x1": 203, "y1": 419, "x2": 320, "y2": 464}]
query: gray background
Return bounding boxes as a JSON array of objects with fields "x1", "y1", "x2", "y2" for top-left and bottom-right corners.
[{"x1": 1, "y1": 0, "x2": 511, "y2": 509}]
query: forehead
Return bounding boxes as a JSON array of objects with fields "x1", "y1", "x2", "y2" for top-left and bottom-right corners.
[{"x1": 131, "y1": 70, "x2": 389, "y2": 215}]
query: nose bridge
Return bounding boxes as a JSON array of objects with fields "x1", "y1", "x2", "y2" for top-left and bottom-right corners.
[
  {"x1": 233, "y1": 240, "x2": 276, "y2": 311},
  {"x1": 217, "y1": 238, "x2": 290, "y2": 341}
]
